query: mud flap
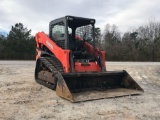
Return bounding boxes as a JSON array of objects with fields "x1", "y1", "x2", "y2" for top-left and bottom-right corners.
[{"x1": 56, "y1": 71, "x2": 144, "y2": 102}]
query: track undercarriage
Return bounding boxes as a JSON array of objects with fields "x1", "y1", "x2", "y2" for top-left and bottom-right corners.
[
  {"x1": 34, "y1": 16, "x2": 144, "y2": 102},
  {"x1": 35, "y1": 56, "x2": 144, "y2": 102}
]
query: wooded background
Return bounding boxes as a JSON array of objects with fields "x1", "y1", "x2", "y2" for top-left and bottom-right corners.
[{"x1": 0, "y1": 21, "x2": 160, "y2": 61}]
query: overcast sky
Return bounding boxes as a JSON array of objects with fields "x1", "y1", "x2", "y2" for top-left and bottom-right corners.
[{"x1": 0, "y1": 0, "x2": 160, "y2": 35}]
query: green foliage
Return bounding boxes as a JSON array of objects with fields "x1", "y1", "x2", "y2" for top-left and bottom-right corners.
[
  {"x1": 0, "y1": 23, "x2": 35, "y2": 60},
  {"x1": 0, "y1": 34, "x2": 7, "y2": 58},
  {"x1": 1, "y1": 21, "x2": 160, "y2": 61}
]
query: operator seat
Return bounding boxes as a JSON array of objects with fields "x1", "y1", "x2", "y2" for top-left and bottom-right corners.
[
  {"x1": 68, "y1": 34, "x2": 95, "y2": 61},
  {"x1": 68, "y1": 34, "x2": 83, "y2": 51}
]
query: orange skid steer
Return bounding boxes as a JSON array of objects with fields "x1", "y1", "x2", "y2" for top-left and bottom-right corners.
[{"x1": 35, "y1": 16, "x2": 144, "y2": 102}]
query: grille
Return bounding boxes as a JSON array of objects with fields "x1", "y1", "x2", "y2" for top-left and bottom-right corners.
[{"x1": 75, "y1": 25, "x2": 93, "y2": 40}]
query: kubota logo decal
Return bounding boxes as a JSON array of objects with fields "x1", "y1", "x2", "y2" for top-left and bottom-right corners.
[{"x1": 46, "y1": 41, "x2": 53, "y2": 50}]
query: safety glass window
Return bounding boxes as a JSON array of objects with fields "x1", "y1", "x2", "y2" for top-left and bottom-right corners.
[{"x1": 52, "y1": 22, "x2": 65, "y2": 40}]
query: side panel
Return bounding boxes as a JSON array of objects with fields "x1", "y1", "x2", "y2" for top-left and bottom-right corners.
[
  {"x1": 35, "y1": 32, "x2": 70, "y2": 73},
  {"x1": 83, "y1": 42, "x2": 106, "y2": 69},
  {"x1": 75, "y1": 62, "x2": 101, "y2": 72}
]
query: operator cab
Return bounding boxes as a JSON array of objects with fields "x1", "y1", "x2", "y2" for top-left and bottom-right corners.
[{"x1": 49, "y1": 16, "x2": 96, "y2": 62}]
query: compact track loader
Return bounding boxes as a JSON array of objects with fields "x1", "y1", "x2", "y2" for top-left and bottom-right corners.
[{"x1": 35, "y1": 16, "x2": 144, "y2": 102}]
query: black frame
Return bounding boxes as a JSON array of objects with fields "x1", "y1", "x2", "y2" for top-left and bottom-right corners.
[{"x1": 49, "y1": 15, "x2": 96, "y2": 50}]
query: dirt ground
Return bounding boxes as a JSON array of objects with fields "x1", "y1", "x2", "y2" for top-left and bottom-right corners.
[{"x1": 0, "y1": 61, "x2": 160, "y2": 120}]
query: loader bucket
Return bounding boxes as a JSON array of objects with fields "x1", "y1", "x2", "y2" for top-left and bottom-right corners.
[{"x1": 56, "y1": 70, "x2": 144, "y2": 102}]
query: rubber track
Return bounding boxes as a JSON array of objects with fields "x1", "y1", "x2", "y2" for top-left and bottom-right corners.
[
  {"x1": 36, "y1": 57, "x2": 64, "y2": 90},
  {"x1": 45, "y1": 57, "x2": 64, "y2": 73}
]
